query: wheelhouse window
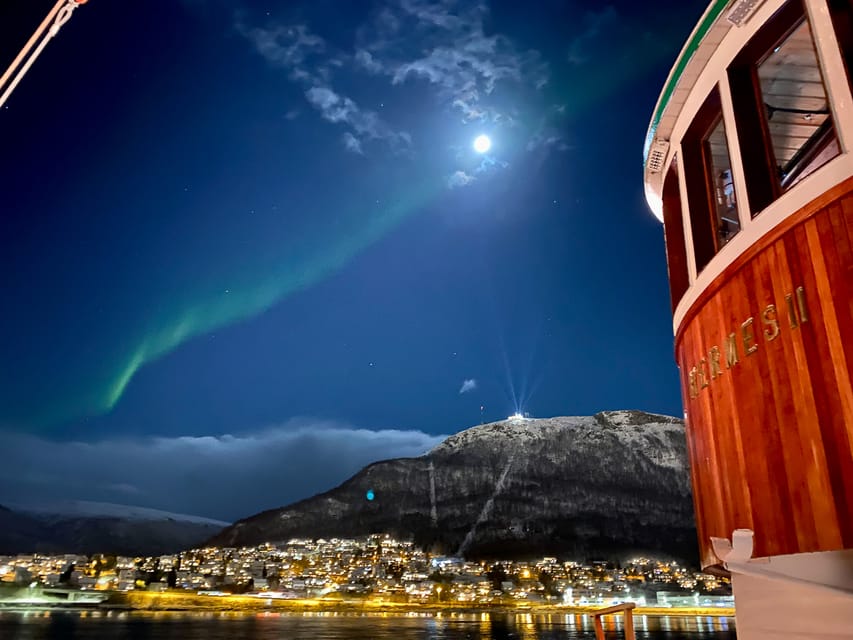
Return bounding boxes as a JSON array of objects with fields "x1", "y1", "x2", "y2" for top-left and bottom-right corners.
[
  {"x1": 706, "y1": 117, "x2": 739, "y2": 245},
  {"x1": 681, "y1": 88, "x2": 741, "y2": 274},
  {"x1": 758, "y1": 17, "x2": 838, "y2": 188},
  {"x1": 729, "y1": 0, "x2": 840, "y2": 214}
]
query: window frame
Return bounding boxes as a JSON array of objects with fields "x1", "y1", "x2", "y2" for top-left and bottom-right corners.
[
  {"x1": 828, "y1": 0, "x2": 853, "y2": 91},
  {"x1": 681, "y1": 87, "x2": 739, "y2": 274},
  {"x1": 728, "y1": 0, "x2": 840, "y2": 215},
  {"x1": 665, "y1": 0, "x2": 853, "y2": 330},
  {"x1": 662, "y1": 157, "x2": 690, "y2": 313}
]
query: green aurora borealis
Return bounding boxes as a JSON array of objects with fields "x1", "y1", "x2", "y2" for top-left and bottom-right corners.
[
  {"x1": 2, "y1": 163, "x2": 440, "y2": 429},
  {"x1": 0, "y1": 0, "x2": 700, "y2": 430},
  {"x1": 100, "y1": 179, "x2": 440, "y2": 425}
]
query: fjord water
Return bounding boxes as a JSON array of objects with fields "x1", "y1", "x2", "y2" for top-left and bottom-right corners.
[{"x1": 0, "y1": 611, "x2": 736, "y2": 639}]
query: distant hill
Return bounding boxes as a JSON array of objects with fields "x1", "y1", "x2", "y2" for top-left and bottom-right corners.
[
  {"x1": 209, "y1": 411, "x2": 698, "y2": 563},
  {"x1": 0, "y1": 501, "x2": 229, "y2": 556},
  {"x1": 0, "y1": 505, "x2": 53, "y2": 552}
]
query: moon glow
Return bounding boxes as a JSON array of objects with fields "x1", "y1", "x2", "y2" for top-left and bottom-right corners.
[{"x1": 473, "y1": 134, "x2": 491, "y2": 154}]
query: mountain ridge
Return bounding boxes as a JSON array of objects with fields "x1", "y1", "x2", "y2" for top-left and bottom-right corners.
[
  {"x1": 0, "y1": 501, "x2": 229, "y2": 556},
  {"x1": 210, "y1": 410, "x2": 697, "y2": 563},
  {"x1": 10, "y1": 500, "x2": 230, "y2": 527}
]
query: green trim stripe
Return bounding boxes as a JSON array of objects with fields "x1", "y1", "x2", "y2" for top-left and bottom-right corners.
[{"x1": 644, "y1": 0, "x2": 731, "y2": 165}]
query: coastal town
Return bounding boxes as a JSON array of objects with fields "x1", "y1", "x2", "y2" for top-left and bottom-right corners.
[{"x1": 0, "y1": 535, "x2": 732, "y2": 609}]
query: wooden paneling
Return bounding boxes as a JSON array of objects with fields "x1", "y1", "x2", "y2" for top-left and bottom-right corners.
[{"x1": 675, "y1": 182, "x2": 853, "y2": 569}]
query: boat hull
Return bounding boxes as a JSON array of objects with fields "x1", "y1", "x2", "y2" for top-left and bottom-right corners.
[{"x1": 675, "y1": 177, "x2": 853, "y2": 569}]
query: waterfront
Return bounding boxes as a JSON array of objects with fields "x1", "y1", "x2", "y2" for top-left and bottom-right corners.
[
  {"x1": 0, "y1": 611, "x2": 736, "y2": 639},
  {"x1": 1, "y1": 539, "x2": 731, "y2": 607}
]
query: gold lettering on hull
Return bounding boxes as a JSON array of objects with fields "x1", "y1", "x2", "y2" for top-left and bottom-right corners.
[
  {"x1": 763, "y1": 304, "x2": 780, "y2": 341},
  {"x1": 699, "y1": 359, "x2": 709, "y2": 389},
  {"x1": 684, "y1": 286, "x2": 808, "y2": 399},
  {"x1": 709, "y1": 346, "x2": 722, "y2": 379},
  {"x1": 785, "y1": 294, "x2": 798, "y2": 329},
  {"x1": 742, "y1": 318, "x2": 758, "y2": 355},
  {"x1": 796, "y1": 286, "x2": 809, "y2": 323},
  {"x1": 725, "y1": 333, "x2": 739, "y2": 369}
]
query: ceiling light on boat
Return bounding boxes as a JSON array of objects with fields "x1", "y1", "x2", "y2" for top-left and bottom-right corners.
[{"x1": 727, "y1": 0, "x2": 767, "y2": 27}]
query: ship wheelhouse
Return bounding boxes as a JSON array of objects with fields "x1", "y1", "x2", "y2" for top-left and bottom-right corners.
[{"x1": 644, "y1": 0, "x2": 853, "y2": 636}]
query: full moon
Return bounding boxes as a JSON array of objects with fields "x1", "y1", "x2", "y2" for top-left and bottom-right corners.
[{"x1": 473, "y1": 134, "x2": 491, "y2": 154}]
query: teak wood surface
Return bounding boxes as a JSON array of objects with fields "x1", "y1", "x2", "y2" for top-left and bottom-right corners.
[{"x1": 675, "y1": 178, "x2": 853, "y2": 569}]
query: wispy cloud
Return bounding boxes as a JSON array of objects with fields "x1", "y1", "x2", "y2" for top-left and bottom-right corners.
[
  {"x1": 447, "y1": 170, "x2": 475, "y2": 188},
  {"x1": 237, "y1": 0, "x2": 549, "y2": 155},
  {"x1": 304, "y1": 86, "x2": 410, "y2": 151},
  {"x1": 475, "y1": 155, "x2": 508, "y2": 173},
  {"x1": 304, "y1": 86, "x2": 353, "y2": 121},
  {"x1": 237, "y1": 19, "x2": 410, "y2": 154},
  {"x1": 235, "y1": 22, "x2": 326, "y2": 81},
  {"x1": 526, "y1": 133, "x2": 569, "y2": 152},
  {"x1": 354, "y1": 49, "x2": 383, "y2": 74},
  {"x1": 526, "y1": 103, "x2": 571, "y2": 153},
  {"x1": 567, "y1": 6, "x2": 620, "y2": 66},
  {"x1": 0, "y1": 422, "x2": 446, "y2": 522},
  {"x1": 342, "y1": 132, "x2": 364, "y2": 154},
  {"x1": 355, "y1": 0, "x2": 548, "y2": 123},
  {"x1": 459, "y1": 378, "x2": 477, "y2": 394}
]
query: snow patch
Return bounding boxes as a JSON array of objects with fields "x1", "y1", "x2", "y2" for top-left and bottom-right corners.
[{"x1": 430, "y1": 413, "x2": 685, "y2": 471}]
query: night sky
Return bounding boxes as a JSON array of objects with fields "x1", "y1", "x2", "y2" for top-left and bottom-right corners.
[{"x1": 1, "y1": 0, "x2": 706, "y2": 521}]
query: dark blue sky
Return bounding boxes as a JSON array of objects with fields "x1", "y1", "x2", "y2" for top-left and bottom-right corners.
[{"x1": 0, "y1": 0, "x2": 705, "y2": 520}]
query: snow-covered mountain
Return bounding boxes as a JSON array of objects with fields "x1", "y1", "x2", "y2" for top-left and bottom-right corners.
[
  {"x1": 210, "y1": 411, "x2": 697, "y2": 563},
  {"x1": 0, "y1": 501, "x2": 229, "y2": 556},
  {"x1": 15, "y1": 501, "x2": 229, "y2": 527}
]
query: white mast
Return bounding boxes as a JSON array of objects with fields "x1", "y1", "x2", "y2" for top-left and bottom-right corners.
[{"x1": 0, "y1": 0, "x2": 88, "y2": 110}]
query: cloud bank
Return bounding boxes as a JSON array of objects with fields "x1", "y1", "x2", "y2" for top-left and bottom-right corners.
[{"x1": 0, "y1": 422, "x2": 446, "y2": 522}]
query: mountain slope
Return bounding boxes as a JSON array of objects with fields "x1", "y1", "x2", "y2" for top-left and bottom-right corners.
[
  {"x1": 0, "y1": 502, "x2": 229, "y2": 556},
  {"x1": 0, "y1": 505, "x2": 55, "y2": 553},
  {"x1": 210, "y1": 411, "x2": 697, "y2": 562}
]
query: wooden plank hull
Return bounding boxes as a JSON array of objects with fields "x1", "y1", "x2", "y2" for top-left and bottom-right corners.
[{"x1": 676, "y1": 177, "x2": 853, "y2": 569}]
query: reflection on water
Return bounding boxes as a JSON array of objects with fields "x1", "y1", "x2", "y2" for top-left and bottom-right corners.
[{"x1": 0, "y1": 610, "x2": 736, "y2": 639}]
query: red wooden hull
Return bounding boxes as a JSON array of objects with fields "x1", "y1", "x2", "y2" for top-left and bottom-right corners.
[{"x1": 676, "y1": 177, "x2": 853, "y2": 569}]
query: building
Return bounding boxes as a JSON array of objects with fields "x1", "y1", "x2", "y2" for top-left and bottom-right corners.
[{"x1": 643, "y1": 0, "x2": 853, "y2": 636}]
